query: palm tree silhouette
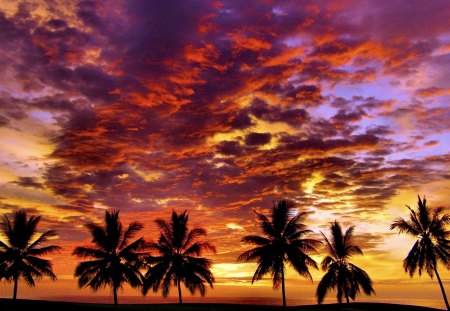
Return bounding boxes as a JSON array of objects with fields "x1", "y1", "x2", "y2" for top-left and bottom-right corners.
[
  {"x1": 238, "y1": 199, "x2": 320, "y2": 307},
  {"x1": 0, "y1": 209, "x2": 61, "y2": 299},
  {"x1": 73, "y1": 210, "x2": 148, "y2": 305},
  {"x1": 316, "y1": 221, "x2": 374, "y2": 304},
  {"x1": 142, "y1": 210, "x2": 215, "y2": 304},
  {"x1": 390, "y1": 195, "x2": 450, "y2": 311}
]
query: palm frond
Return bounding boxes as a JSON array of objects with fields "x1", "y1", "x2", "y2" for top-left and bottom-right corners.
[
  {"x1": 0, "y1": 240, "x2": 10, "y2": 251},
  {"x1": 316, "y1": 268, "x2": 337, "y2": 304},
  {"x1": 241, "y1": 235, "x2": 270, "y2": 245},
  {"x1": 272, "y1": 200, "x2": 290, "y2": 235},
  {"x1": 349, "y1": 263, "x2": 375, "y2": 295},
  {"x1": 255, "y1": 211, "x2": 276, "y2": 238},
  {"x1": 321, "y1": 231, "x2": 337, "y2": 260},
  {"x1": 28, "y1": 245, "x2": 62, "y2": 256},
  {"x1": 183, "y1": 228, "x2": 206, "y2": 249},
  {"x1": 403, "y1": 240, "x2": 420, "y2": 276},
  {"x1": 321, "y1": 255, "x2": 335, "y2": 270},
  {"x1": 73, "y1": 246, "x2": 108, "y2": 259},
  {"x1": 119, "y1": 222, "x2": 144, "y2": 250},
  {"x1": 118, "y1": 237, "x2": 147, "y2": 256},
  {"x1": 251, "y1": 259, "x2": 273, "y2": 284},
  {"x1": 285, "y1": 245, "x2": 316, "y2": 281},
  {"x1": 27, "y1": 230, "x2": 59, "y2": 251},
  {"x1": 183, "y1": 241, "x2": 216, "y2": 256},
  {"x1": 85, "y1": 223, "x2": 107, "y2": 249},
  {"x1": 237, "y1": 246, "x2": 269, "y2": 263},
  {"x1": 390, "y1": 218, "x2": 420, "y2": 236}
]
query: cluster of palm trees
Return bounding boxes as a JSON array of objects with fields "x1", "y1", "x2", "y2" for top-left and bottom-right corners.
[
  {"x1": 0, "y1": 196, "x2": 448, "y2": 310},
  {"x1": 238, "y1": 200, "x2": 375, "y2": 307},
  {"x1": 72, "y1": 209, "x2": 215, "y2": 305}
]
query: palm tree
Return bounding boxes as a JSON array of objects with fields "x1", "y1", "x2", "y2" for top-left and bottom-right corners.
[
  {"x1": 316, "y1": 221, "x2": 374, "y2": 304},
  {"x1": 142, "y1": 210, "x2": 215, "y2": 304},
  {"x1": 390, "y1": 195, "x2": 450, "y2": 311},
  {"x1": 73, "y1": 210, "x2": 148, "y2": 305},
  {"x1": 238, "y1": 199, "x2": 320, "y2": 308},
  {"x1": 0, "y1": 209, "x2": 61, "y2": 299}
]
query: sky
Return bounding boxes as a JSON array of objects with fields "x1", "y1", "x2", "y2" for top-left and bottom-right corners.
[{"x1": 0, "y1": 0, "x2": 449, "y2": 308}]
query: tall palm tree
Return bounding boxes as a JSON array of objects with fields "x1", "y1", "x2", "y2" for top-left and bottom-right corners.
[
  {"x1": 142, "y1": 210, "x2": 215, "y2": 304},
  {"x1": 390, "y1": 195, "x2": 450, "y2": 311},
  {"x1": 73, "y1": 210, "x2": 148, "y2": 305},
  {"x1": 238, "y1": 199, "x2": 320, "y2": 308},
  {"x1": 316, "y1": 221, "x2": 374, "y2": 304},
  {"x1": 0, "y1": 209, "x2": 61, "y2": 299}
]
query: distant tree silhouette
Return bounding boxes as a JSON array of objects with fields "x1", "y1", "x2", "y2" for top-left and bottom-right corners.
[
  {"x1": 142, "y1": 210, "x2": 215, "y2": 304},
  {"x1": 0, "y1": 210, "x2": 61, "y2": 299},
  {"x1": 316, "y1": 221, "x2": 374, "y2": 304},
  {"x1": 391, "y1": 195, "x2": 450, "y2": 311},
  {"x1": 73, "y1": 210, "x2": 148, "y2": 305},
  {"x1": 238, "y1": 199, "x2": 320, "y2": 308}
]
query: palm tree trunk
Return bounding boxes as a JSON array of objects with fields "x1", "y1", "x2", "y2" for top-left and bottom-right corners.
[
  {"x1": 113, "y1": 286, "x2": 118, "y2": 305},
  {"x1": 13, "y1": 275, "x2": 18, "y2": 300},
  {"x1": 434, "y1": 266, "x2": 450, "y2": 311},
  {"x1": 337, "y1": 284, "x2": 343, "y2": 304},
  {"x1": 281, "y1": 264, "x2": 286, "y2": 308},
  {"x1": 177, "y1": 279, "x2": 183, "y2": 305}
]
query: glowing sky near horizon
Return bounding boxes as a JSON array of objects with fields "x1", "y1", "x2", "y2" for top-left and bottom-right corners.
[{"x1": 0, "y1": 0, "x2": 449, "y2": 308}]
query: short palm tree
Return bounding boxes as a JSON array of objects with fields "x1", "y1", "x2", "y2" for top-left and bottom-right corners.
[
  {"x1": 238, "y1": 199, "x2": 320, "y2": 308},
  {"x1": 0, "y1": 209, "x2": 61, "y2": 299},
  {"x1": 142, "y1": 210, "x2": 215, "y2": 304},
  {"x1": 316, "y1": 221, "x2": 374, "y2": 304},
  {"x1": 73, "y1": 210, "x2": 148, "y2": 305},
  {"x1": 390, "y1": 195, "x2": 450, "y2": 310}
]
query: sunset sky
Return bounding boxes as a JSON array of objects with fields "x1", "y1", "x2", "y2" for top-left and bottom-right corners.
[{"x1": 0, "y1": 0, "x2": 449, "y2": 308}]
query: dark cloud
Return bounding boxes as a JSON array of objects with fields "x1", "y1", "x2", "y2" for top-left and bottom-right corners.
[
  {"x1": 244, "y1": 132, "x2": 271, "y2": 146},
  {"x1": 10, "y1": 176, "x2": 44, "y2": 189},
  {"x1": 332, "y1": 108, "x2": 367, "y2": 123},
  {"x1": 292, "y1": 84, "x2": 324, "y2": 106},
  {"x1": 217, "y1": 141, "x2": 243, "y2": 157}
]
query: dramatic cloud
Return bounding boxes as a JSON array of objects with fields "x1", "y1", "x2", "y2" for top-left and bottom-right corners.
[{"x1": 0, "y1": 0, "x2": 449, "y2": 305}]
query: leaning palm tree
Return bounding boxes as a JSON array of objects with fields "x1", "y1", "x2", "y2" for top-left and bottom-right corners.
[
  {"x1": 316, "y1": 221, "x2": 374, "y2": 304},
  {"x1": 142, "y1": 210, "x2": 215, "y2": 304},
  {"x1": 0, "y1": 209, "x2": 61, "y2": 299},
  {"x1": 390, "y1": 195, "x2": 450, "y2": 311},
  {"x1": 73, "y1": 210, "x2": 148, "y2": 305},
  {"x1": 238, "y1": 199, "x2": 320, "y2": 308}
]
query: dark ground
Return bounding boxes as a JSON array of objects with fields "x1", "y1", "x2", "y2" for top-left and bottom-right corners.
[{"x1": 0, "y1": 299, "x2": 444, "y2": 311}]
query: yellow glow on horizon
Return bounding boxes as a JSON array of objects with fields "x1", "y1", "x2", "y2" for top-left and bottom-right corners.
[{"x1": 211, "y1": 263, "x2": 256, "y2": 278}]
